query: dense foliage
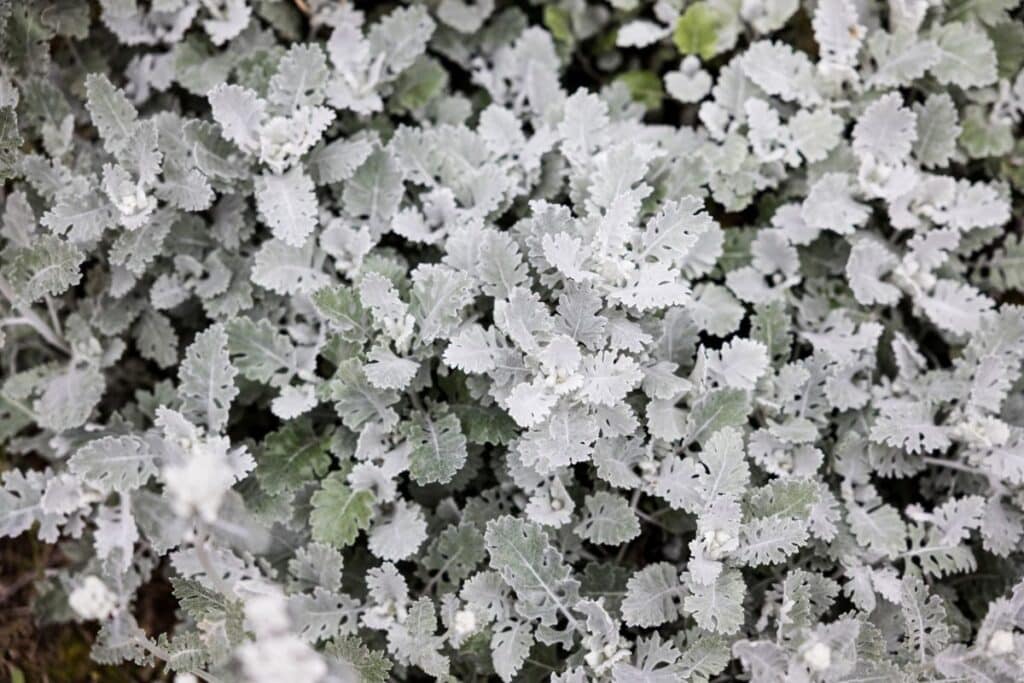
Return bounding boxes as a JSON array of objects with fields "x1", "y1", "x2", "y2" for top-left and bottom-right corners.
[{"x1": 2, "y1": 0, "x2": 1024, "y2": 681}]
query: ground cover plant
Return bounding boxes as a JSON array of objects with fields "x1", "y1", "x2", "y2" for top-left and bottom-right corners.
[{"x1": 2, "y1": 0, "x2": 1024, "y2": 680}]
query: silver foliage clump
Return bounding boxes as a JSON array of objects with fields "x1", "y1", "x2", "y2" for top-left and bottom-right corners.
[{"x1": 2, "y1": 0, "x2": 1024, "y2": 680}]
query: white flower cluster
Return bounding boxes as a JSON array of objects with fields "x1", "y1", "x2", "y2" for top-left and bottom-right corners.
[
  {"x1": 157, "y1": 407, "x2": 251, "y2": 523},
  {"x1": 68, "y1": 575, "x2": 117, "y2": 621},
  {"x1": 238, "y1": 594, "x2": 327, "y2": 683}
]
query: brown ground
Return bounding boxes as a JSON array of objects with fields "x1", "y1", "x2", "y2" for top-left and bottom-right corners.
[{"x1": 0, "y1": 534, "x2": 171, "y2": 682}]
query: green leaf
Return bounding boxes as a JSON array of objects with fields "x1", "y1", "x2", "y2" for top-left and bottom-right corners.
[
  {"x1": 134, "y1": 310, "x2": 179, "y2": 369},
  {"x1": 615, "y1": 70, "x2": 664, "y2": 110},
  {"x1": 287, "y1": 587, "x2": 359, "y2": 642},
  {"x1": 68, "y1": 435, "x2": 157, "y2": 494},
  {"x1": 622, "y1": 562, "x2": 687, "y2": 628},
  {"x1": 746, "y1": 478, "x2": 818, "y2": 519},
  {"x1": 484, "y1": 516, "x2": 582, "y2": 638},
  {"x1": 846, "y1": 500, "x2": 907, "y2": 557},
  {"x1": 34, "y1": 364, "x2": 104, "y2": 433},
  {"x1": 452, "y1": 403, "x2": 518, "y2": 446},
  {"x1": 386, "y1": 597, "x2": 449, "y2": 677},
  {"x1": 978, "y1": 234, "x2": 1024, "y2": 291},
  {"x1": 422, "y1": 523, "x2": 486, "y2": 589},
  {"x1": 342, "y1": 148, "x2": 404, "y2": 229},
  {"x1": 491, "y1": 619, "x2": 534, "y2": 682},
  {"x1": 178, "y1": 324, "x2": 238, "y2": 433},
  {"x1": 308, "y1": 137, "x2": 374, "y2": 186},
  {"x1": 268, "y1": 43, "x2": 329, "y2": 110},
  {"x1": 575, "y1": 491, "x2": 641, "y2": 546},
  {"x1": 1, "y1": 234, "x2": 84, "y2": 304},
  {"x1": 735, "y1": 516, "x2": 808, "y2": 566},
  {"x1": 899, "y1": 573, "x2": 951, "y2": 661},
  {"x1": 676, "y1": 631, "x2": 731, "y2": 680},
  {"x1": 402, "y1": 409, "x2": 468, "y2": 485},
  {"x1": 84, "y1": 73, "x2": 138, "y2": 154},
  {"x1": 225, "y1": 317, "x2": 297, "y2": 386},
  {"x1": 685, "y1": 569, "x2": 745, "y2": 634},
  {"x1": 171, "y1": 578, "x2": 246, "y2": 645},
  {"x1": 368, "y1": 5, "x2": 436, "y2": 79},
  {"x1": 750, "y1": 302, "x2": 791, "y2": 366},
  {"x1": 543, "y1": 5, "x2": 574, "y2": 45},
  {"x1": 912, "y1": 93, "x2": 961, "y2": 169},
  {"x1": 255, "y1": 167, "x2": 319, "y2": 248},
  {"x1": 0, "y1": 106, "x2": 21, "y2": 182},
  {"x1": 257, "y1": 419, "x2": 332, "y2": 495},
  {"x1": 989, "y1": 21, "x2": 1024, "y2": 79},
  {"x1": 157, "y1": 631, "x2": 208, "y2": 673},
  {"x1": 684, "y1": 388, "x2": 751, "y2": 447},
  {"x1": 408, "y1": 264, "x2": 475, "y2": 344},
  {"x1": 580, "y1": 562, "x2": 631, "y2": 618},
  {"x1": 393, "y1": 57, "x2": 447, "y2": 112},
  {"x1": 326, "y1": 636, "x2": 392, "y2": 683},
  {"x1": 959, "y1": 105, "x2": 1013, "y2": 159},
  {"x1": 310, "y1": 472, "x2": 375, "y2": 548},
  {"x1": 255, "y1": 0, "x2": 303, "y2": 40},
  {"x1": 930, "y1": 21, "x2": 998, "y2": 88},
  {"x1": 313, "y1": 285, "x2": 372, "y2": 342},
  {"x1": 172, "y1": 36, "x2": 234, "y2": 96},
  {"x1": 326, "y1": 359, "x2": 400, "y2": 431},
  {"x1": 673, "y1": 3, "x2": 721, "y2": 61}
]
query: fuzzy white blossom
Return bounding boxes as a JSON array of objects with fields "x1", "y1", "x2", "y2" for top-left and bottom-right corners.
[
  {"x1": 452, "y1": 608, "x2": 477, "y2": 637},
  {"x1": 802, "y1": 641, "x2": 832, "y2": 672},
  {"x1": 986, "y1": 629, "x2": 1016, "y2": 656},
  {"x1": 584, "y1": 642, "x2": 632, "y2": 675},
  {"x1": 110, "y1": 178, "x2": 157, "y2": 229},
  {"x1": 238, "y1": 594, "x2": 327, "y2": 683},
  {"x1": 161, "y1": 431, "x2": 240, "y2": 522},
  {"x1": 258, "y1": 106, "x2": 332, "y2": 173},
  {"x1": 69, "y1": 576, "x2": 117, "y2": 620},
  {"x1": 701, "y1": 528, "x2": 738, "y2": 560}
]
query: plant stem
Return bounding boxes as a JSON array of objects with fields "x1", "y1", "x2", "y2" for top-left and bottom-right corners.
[
  {"x1": 919, "y1": 456, "x2": 982, "y2": 477},
  {"x1": 0, "y1": 277, "x2": 70, "y2": 354}
]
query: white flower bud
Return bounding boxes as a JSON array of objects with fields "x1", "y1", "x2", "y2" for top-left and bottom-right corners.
[
  {"x1": 802, "y1": 641, "x2": 832, "y2": 672},
  {"x1": 987, "y1": 629, "x2": 1015, "y2": 656},
  {"x1": 239, "y1": 634, "x2": 326, "y2": 683},
  {"x1": 244, "y1": 593, "x2": 290, "y2": 636},
  {"x1": 584, "y1": 643, "x2": 631, "y2": 674},
  {"x1": 701, "y1": 528, "x2": 737, "y2": 560},
  {"x1": 453, "y1": 609, "x2": 477, "y2": 637},
  {"x1": 162, "y1": 435, "x2": 239, "y2": 522},
  {"x1": 69, "y1": 575, "x2": 117, "y2": 620}
]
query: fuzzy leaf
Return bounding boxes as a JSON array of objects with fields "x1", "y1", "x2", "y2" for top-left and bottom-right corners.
[{"x1": 310, "y1": 472, "x2": 375, "y2": 549}]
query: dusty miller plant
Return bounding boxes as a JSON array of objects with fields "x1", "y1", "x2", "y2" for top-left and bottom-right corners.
[{"x1": 2, "y1": 0, "x2": 1024, "y2": 681}]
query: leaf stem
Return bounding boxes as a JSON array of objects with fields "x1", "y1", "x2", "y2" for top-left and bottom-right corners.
[
  {"x1": 0, "y1": 277, "x2": 70, "y2": 354},
  {"x1": 193, "y1": 525, "x2": 235, "y2": 599}
]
